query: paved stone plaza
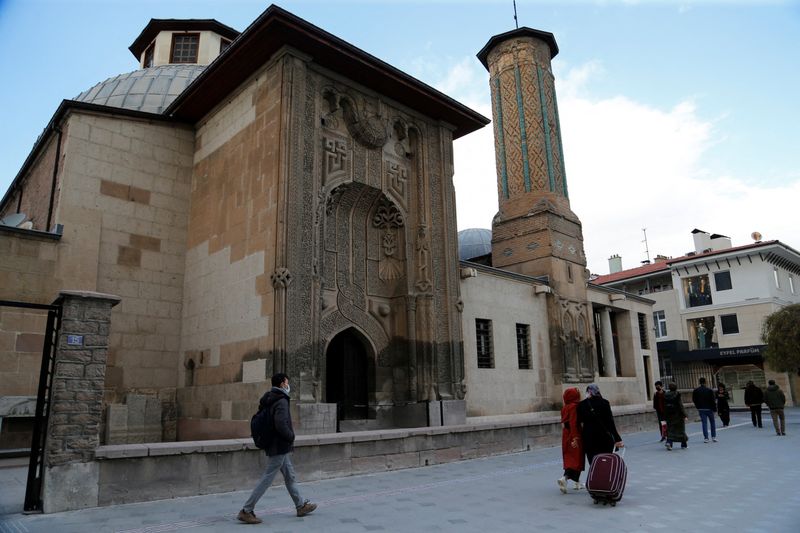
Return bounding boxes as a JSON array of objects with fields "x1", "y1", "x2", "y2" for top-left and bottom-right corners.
[{"x1": 1, "y1": 409, "x2": 797, "y2": 532}]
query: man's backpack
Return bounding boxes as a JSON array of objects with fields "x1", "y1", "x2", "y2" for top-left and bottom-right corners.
[{"x1": 250, "y1": 402, "x2": 274, "y2": 450}]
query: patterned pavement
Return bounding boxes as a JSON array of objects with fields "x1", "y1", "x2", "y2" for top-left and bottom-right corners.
[{"x1": 0, "y1": 408, "x2": 797, "y2": 532}]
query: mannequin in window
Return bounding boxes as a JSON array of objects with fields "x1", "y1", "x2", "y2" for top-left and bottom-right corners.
[{"x1": 697, "y1": 321, "x2": 707, "y2": 349}]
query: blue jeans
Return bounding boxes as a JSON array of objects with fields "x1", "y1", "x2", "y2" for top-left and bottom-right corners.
[
  {"x1": 243, "y1": 453, "x2": 306, "y2": 513},
  {"x1": 698, "y1": 409, "x2": 717, "y2": 439}
]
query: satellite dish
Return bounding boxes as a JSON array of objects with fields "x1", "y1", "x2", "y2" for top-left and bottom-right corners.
[
  {"x1": 0, "y1": 213, "x2": 26, "y2": 227},
  {"x1": 751, "y1": 231, "x2": 762, "y2": 242}
]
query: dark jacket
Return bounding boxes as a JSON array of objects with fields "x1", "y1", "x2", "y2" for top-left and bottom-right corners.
[
  {"x1": 259, "y1": 387, "x2": 295, "y2": 456},
  {"x1": 716, "y1": 389, "x2": 730, "y2": 411},
  {"x1": 664, "y1": 390, "x2": 688, "y2": 442},
  {"x1": 653, "y1": 389, "x2": 666, "y2": 417},
  {"x1": 763, "y1": 384, "x2": 786, "y2": 410},
  {"x1": 692, "y1": 385, "x2": 716, "y2": 411},
  {"x1": 744, "y1": 384, "x2": 764, "y2": 406},
  {"x1": 577, "y1": 395, "x2": 622, "y2": 458}
]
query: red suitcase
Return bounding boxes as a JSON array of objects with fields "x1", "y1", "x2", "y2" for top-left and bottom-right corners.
[{"x1": 586, "y1": 448, "x2": 627, "y2": 506}]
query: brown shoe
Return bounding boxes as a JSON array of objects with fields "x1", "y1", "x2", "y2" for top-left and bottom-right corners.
[
  {"x1": 237, "y1": 510, "x2": 263, "y2": 524},
  {"x1": 296, "y1": 501, "x2": 317, "y2": 517}
]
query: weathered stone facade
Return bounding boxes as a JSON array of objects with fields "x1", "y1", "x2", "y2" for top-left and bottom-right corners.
[{"x1": 479, "y1": 29, "x2": 594, "y2": 385}]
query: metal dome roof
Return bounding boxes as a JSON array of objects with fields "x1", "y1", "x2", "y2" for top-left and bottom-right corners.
[
  {"x1": 74, "y1": 64, "x2": 205, "y2": 114},
  {"x1": 458, "y1": 228, "x2": 492, "y2": 261}
]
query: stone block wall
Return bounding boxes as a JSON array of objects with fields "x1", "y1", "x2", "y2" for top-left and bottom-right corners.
[
  {"x1": 93, "y1": 407, "x2": 654, "y2": 508},
  {"x1": 178, "y1": 58, "x2": 281, "y2": 417},
  {"x1": 0, "y1": 230, "x2": 61, "y2": 303},
  {"x1": 0, "y1": 306, "x2": 48, "y2": 397},
  {"x1": 57, "y1": 112, "x2": 195, "y2": 433},
  {"x1": 0, "y1": 125, "x2": 67, "y2": 231},
  {"x1": 43, "y1": 291, "x2": 119, "y2": 513}
]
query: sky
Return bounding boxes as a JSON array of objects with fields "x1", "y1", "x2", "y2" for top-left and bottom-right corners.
[{"x1": 1, "y1": 0, "x2": 798, "y2": 275}]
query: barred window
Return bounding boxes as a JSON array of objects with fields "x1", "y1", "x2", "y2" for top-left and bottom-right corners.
[
  {"x1": 638, "y1": 313, "x2": 650, "y2": 349},
  {"x1": 475, "y1": 319, "x2": 494, "y2": 369},
  {"x1": 516, "y1": 323, "x2": 531, "y2": 369},
  {"x1": 170, "y1": 33, "x2": 199, "y2": 63}
]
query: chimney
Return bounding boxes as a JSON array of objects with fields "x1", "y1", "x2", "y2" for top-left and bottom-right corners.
[
  {"x1": 710, "y1": 233, "x2": 732, "y2": 251},
  {"x1": 608, "y1": 254, "x2": 623, "y2": 274},
  {"x1": 654, "y1": 254, "x2": 670, "y2": 263},
  {"x1": 691, "y1": 228, "x2": 711, "y2": 254}
]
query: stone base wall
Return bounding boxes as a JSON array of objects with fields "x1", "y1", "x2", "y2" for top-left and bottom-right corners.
[{"x1": 93, "y1": 407, "x2": 653, "y2": 508}]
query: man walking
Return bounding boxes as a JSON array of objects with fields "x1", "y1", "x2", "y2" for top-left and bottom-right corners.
[
  {"x1": 238, "y1": 373, "x2": 317, "y2": 524},
  {"x1": 763, "y1": 379, "x2": 787, "y2": 436},
  {"x1": 692, "y1": 377, "x2": 717, "y2": 443},
  {"x1": 744, "y1": 380, "x2": 764, "y2": 428},
  {"x1": 653, "y1": 381, "x2": 667, "y2": 442}
]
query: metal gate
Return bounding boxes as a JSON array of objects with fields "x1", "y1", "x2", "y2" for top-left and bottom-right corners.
[{"x1": 0, "y1": 299, "x2": 62, "y2": 513}]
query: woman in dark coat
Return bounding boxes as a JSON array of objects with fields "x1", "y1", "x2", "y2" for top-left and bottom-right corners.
[
  {"x1": 716, "y1": 382, "x2": 731, "y2": 427},
  {"x1": 577, "y1": 384, "x2": 623, "y2": 467},
  {"x1": 558, "y1": 387, "x2": 585, "y2": 493},
  {"x1": 664, "y1": 382, "x2": 688, "y2": 450}
]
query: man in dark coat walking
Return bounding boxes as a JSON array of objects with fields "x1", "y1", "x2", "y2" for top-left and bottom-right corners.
[
  {"x1": 763, "y1": 379, "x2": 787, "y2": 436},
  {"x1": 692, "y1": 377, "x2": 717, "y2": 443},
  {"x1": 577, "y1": 384, "x2": 624, "y2": 467},
  {"x1": 744, "y1": 380, "x2": 764, "y2": 428},
  {"x1": 238, "y1": 373, "x2": 317, "y2": 524}
]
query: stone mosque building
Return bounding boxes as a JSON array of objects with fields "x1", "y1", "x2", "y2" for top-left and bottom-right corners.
[{"x1": 0, "y1": 5, "x2": 654, "y2": 450}]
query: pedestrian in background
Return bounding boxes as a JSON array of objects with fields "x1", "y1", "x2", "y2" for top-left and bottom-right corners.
[
  {"x1": 653, "y1": 381, "x2": 667, "y2": 442},
  {"x1": 763, "y1": 379, "x2": 787, "y2": 436},
  {"x1": 577, "y1": 384, "x2": 624, "y2": 467},
  {"x1": 744, "y1": 381, "x2": 764, "y2": 429},
  {"x1": 558, "y1": 387, "x2": 585, "y2": 493},
  {"x1": 716, "y1": 382, "x2": 731, "y2": 427},
  {"x1": 692, "y1": 377, "x2": 718, "y2": 443},
  {"x1": 664, "y1": 382, "x2": 688, "y2": 450},
  {"x1": 238, "y1": 373, "x2": 317, "y2": 525}
]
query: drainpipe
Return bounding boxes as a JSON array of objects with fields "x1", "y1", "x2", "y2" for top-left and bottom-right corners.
[{"x1": 45, "y1": 126, "x2": 63, "y2": 233}]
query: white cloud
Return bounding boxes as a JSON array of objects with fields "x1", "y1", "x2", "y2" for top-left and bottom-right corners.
[{"x1": 433, "y1": 57, "x2": 800, "y2": 274}]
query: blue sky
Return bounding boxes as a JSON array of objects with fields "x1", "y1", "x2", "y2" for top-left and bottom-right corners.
[{"x1": 1, "y1": 0, "x2": 798, "y2": 273}]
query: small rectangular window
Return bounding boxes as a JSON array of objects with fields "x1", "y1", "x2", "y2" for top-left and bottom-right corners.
[
  {"x1": 143, "y1": 42, "x2": 155, "y2": 68},
  {"x1": 476, "y1": 319, "x2": 494, "y2": 369},
  {"x1": 220, "y1": 38, "x2": 232, "y2": 54},
  {"x1": 683, "y1": 274, "x2": 713, "y2": 307},
  {"x1": 653, "y1": 310, "x2": 667, "y2": 338},
  {"x1": 516, "y1": 323, "x2": 531, "y2": 369},
  {"x1": 774, "y1": 268, "x2": 781, "y2": 289},
  {"x1": 637, "y1": 313, "x2": 650, "y2": 349},
  {"x1": 714, "y1": 271, "x2": 732, "y2": 291},
  {"x1": 720, "y1": 314, "x2": 739, "y2": 335},
  {"x1": 170, "y1": 33, "x2": 199, "y2": 63},
  {"x1": 790, "y1": 275, "x2": 796, "y2": 295}
]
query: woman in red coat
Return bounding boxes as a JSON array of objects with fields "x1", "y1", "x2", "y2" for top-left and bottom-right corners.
[{"x1": 558, "y1": 387, "x2": 585, "y2": 493}]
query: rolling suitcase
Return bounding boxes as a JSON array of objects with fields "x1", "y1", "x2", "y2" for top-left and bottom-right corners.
[{"x1": 586, "y1": 447, "x2": 627, "y2": 506}]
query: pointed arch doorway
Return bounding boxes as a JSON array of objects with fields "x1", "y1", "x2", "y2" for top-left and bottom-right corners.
[{"x1": 326, "y1": 328, "x2": 372, "y2": 420}]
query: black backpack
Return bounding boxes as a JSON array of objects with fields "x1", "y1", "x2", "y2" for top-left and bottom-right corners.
[{"x1": 250, "y1": 401, "x2": 275, "y2": 450}]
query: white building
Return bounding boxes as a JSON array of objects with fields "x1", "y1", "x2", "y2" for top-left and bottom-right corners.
[{"x1": 592, "y1": 230, "x2": 800, "y2": 405}]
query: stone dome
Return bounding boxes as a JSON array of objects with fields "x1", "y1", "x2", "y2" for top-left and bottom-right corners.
[
  {"x1": 74, "y1": 64, "x2": 205, "y2": 114},
  {"x1": 458, "y1": 228, "x2": 492, "y2": 261}
]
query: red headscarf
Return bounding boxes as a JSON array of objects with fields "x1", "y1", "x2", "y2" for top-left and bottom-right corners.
[{"x1": 561, "y1": 387, "x2": 584, "y2": 472}]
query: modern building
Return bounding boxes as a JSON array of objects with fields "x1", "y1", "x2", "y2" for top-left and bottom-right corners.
[{"x1": 592, "y1": 229, "x2": 800, "y2": 405}]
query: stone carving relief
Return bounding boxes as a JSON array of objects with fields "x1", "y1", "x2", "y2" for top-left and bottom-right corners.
[
  {"x1": 323, "y1": 87, "x2": 388, "y2": 149},
  {"x1": 372, "y1": 196, "x2": 405, "y2": 281},
  {"x1": 385, "y1": 161, "x2": 408, "y2": 212},
  {"x1": 322, "y1": 136, "x2": 349, "y2": 184},
  {"x1": 415, "y1": 226, "x2": 432, "y2": 292},
  {"x1": 558, "y1": 299, "x2": 594, "y2": 381},
  {"x1": 271, "y1": 267, "x2": 293, "y2": 288}
]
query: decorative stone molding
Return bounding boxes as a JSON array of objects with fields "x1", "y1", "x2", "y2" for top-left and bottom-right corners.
[{"x1": 271, "y1": 267, "x2": 293, "y2": 289}]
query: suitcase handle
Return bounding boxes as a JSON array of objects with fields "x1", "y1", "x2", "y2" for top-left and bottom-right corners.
[{"x1": 613, "y1": 446, "x2": 626, "y2": 459}]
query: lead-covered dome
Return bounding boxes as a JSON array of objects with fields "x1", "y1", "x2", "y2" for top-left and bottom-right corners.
[
  {"x1": 458, "y1": 228, "x2": 492, "y2": 261},
  {"x1": 73, "y1": 64, "x2": 205, "y2": 114}
]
